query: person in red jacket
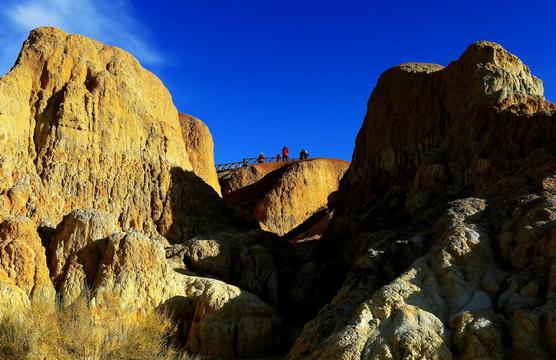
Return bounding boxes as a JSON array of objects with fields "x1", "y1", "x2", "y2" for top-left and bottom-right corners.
[
  {"x1": 257, "y1": 153, "x2": 265, "y2": 163},
  {"x1": 282, "y1": 146, "x2": 289, "y2": 162},
  {"x1": 276, "y1": 154, "x2": 281, "y2": 162}
]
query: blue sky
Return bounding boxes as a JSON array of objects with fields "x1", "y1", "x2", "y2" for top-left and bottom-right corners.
[{"x1": 1, "y1": 1, "x2": 555, "y2": 163}]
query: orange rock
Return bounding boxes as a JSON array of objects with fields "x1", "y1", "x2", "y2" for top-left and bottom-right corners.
[
  {"x1": 222, "y1": 159, "x2": 349, "y2": 236},
  {"x1": 178, "y1": 113, "x2": 221, "y2": 195}
]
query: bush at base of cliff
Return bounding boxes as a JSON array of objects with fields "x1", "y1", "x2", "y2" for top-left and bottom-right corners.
[{"x1": 0, "y1": 295, "x2": 195, "y2": 360}]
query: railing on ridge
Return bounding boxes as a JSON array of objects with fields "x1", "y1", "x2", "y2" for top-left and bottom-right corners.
[{"x1": 215, "y1": 157, "x2": 300, "y2": 173}]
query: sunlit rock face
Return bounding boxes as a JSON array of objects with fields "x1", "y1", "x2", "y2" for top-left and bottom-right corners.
[
  {"x1": 0, "y1": 27, "x2": 290, "y2": 359},
  {"x1": 49, "y1": 214, "x2": 286, "y2": 358},
  {"x1": 222, "y1": 158, "x2": 349, "y2": 236},
  {"x1": 178, "y1": 113, "x2": 222, "y2": 196},
  {"x1": 0, "y1": 215, "x2": 55, "y2": 303},
  {"x1": 289, "y1": 42, "x2": 556, "y2": 359},
  {"x1": 0, "y1": 26, "x2": 223, "y2": 241}
]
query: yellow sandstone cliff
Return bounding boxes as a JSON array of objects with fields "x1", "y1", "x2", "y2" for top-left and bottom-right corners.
[{"x1": 0, "y1": 26, "x2": 190, "y2": 237}]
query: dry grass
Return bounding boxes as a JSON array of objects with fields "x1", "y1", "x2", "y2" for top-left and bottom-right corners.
[{"x1": 0, "y1": 294, "x2": 194, "y2": 360}]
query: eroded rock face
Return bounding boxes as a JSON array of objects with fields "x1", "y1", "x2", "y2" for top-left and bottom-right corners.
[
  {"x1": 223, "y1": 159, "x2": 349, "y2": 236},
  {"x1": 48, "y1": 208, "x2": 119, "y2": 287},
  {"x1": 179, "y1": 113, "x2": 222, "y2": 195},
  {"x1": 289, "y1": 199, "x2": 503, "y2": 359},
  {"x1": 343, "y1": 41, "x2": 551, "y2": 211},
  {"x1": 185, "y1": 280, "x2": 285, "y2": 358},
  {"x1": 0, "y1": 216, "x2": 55, "y2": 302},
  {"x1": 56, "y1": 226, "x2": 285, "y2": 358},
  {"x1": 0, "y1": 273, "x2": 31, "y2": 318},
  {"x1": 0, "y1": 27, "x2": 295, "y2": 359},
  {"x1": 181, "y1": 229, "x2": 297, "y2": 305},
  {"x1": 0, "y1": 27, "x2": 230, "y2": 242},
  {"x1": 290, "y1": 42, "x2": 556, "y2": 359}
]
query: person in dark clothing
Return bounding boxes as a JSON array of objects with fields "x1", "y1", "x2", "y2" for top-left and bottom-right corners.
[
  {"x1": 257, "y1": 153, "x2": 265, "y2": 163},
  {"x1": 282, "y1": 146, "x2": 289, "y2": 162},
  {"x1": 300, "y1": 149, "x2": 309, "y2": 160}
]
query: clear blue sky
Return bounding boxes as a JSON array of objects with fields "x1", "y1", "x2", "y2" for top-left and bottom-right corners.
[{"x1": 1, "y1": 1, "x2": 555, "y2": 163}]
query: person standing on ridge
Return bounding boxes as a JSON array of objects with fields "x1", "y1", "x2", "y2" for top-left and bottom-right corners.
[
  {"x1": 257, "y1": 153, "x2": 265, "y2": 163},
  {"x1": 276, "y1": 153, "x2": 281, "y2": 162},
  {"x1": 300, "y1": 149, "x2": 309, "y2": 160},
  {"x1": 282, "y1": 146, "x2": 289, "y2": 162}
]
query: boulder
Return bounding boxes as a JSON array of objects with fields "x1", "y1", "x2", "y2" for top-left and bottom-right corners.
[{"x1": 185, "y1": 279, "x2": 285, "y2": 358}]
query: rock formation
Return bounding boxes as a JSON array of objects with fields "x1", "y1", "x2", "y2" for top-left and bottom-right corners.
[
  {"x1": 180, "y1": 228, "x2": 297, "y2": 306},
  {"x1": 48, "y1": 208, "x2": 119, "y2": 288},
  {"x1": 0, "y1": 26, "x2": 232, "y2": 242},
  {"x1": 220, "y1": 161, "x2": 287, "y2": 196},
  {"x1": 0, "y1": 216, "x2": 55, "y2": 302},
  {"x1": 0, "y1": 273, "x2": 30, "y2": 317},
  {"x1": 222, "y1": 159, "x2": 349, "y2": 235},
  {"x1": 0, "y1": 27, "x2": 290, "y2": 358},
  {"x1": 53, "y1": 217, "x2": 285, "y2": 358},
  {"x1": 1, "y1": 26, "x2": 554, "y2": 360},
  {"x1": 178, "y1": 113, "x2": 222, "y2": 195},
  {"x1": 288, "y1": 42, "x2": 556, "y2": 359}
]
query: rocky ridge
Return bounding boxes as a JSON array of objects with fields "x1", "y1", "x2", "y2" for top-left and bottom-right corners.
[
  {"x1": 222, "y1": 158, "x2": 349, "y2": 235},
  {"x1": 288, "y1": 41, "x2": 556, "y2": 359}
]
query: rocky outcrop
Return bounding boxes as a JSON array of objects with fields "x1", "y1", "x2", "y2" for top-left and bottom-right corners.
[
  {"x1": 0, "y1": 273, "x2": 31, "y2": 317},
  {"x1": 53, "y1": 223, "x2": 285, "y2": 358},
  {"x1": 289, "y1": 42, "x2": 556, "y2": 359},
  {"x1": 322, "y1": 41, "x2": 555, "y2": 265},
  {"x1": 343, "y1": 41, "x2": 551, "y2": 211},
  {"x1": 220, "y1": 162, "x2": 287, "y2": 196},
  {"x1": 223, "y1": 159, "x2": 349, "y2": 235},
  {"x1": 289, "y1": 199, "x2": 501, "y2": 359},
  {"x1": 48, "y1": 208, "x2": 119, "y2": 288},
  {"x1": 0, "y1": 26, "x2": 234, "y2": 242},
  {"x1": 179, "y1": 113, "x2": 221, "y2": 195},
  {"x1": 0, "y1": 216, "x2": 55, "y2": 302},
  {"x1": 0, "y1": 28, "x2": 292, "y2": 358},
  {"x1": 181, "y1": 229, "x2": 297, "y2": 306}
]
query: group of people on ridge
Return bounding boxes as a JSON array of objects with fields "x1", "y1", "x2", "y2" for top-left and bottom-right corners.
[{"x1": 256, "y1": 146, "x2": 310, "y2": 164}]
